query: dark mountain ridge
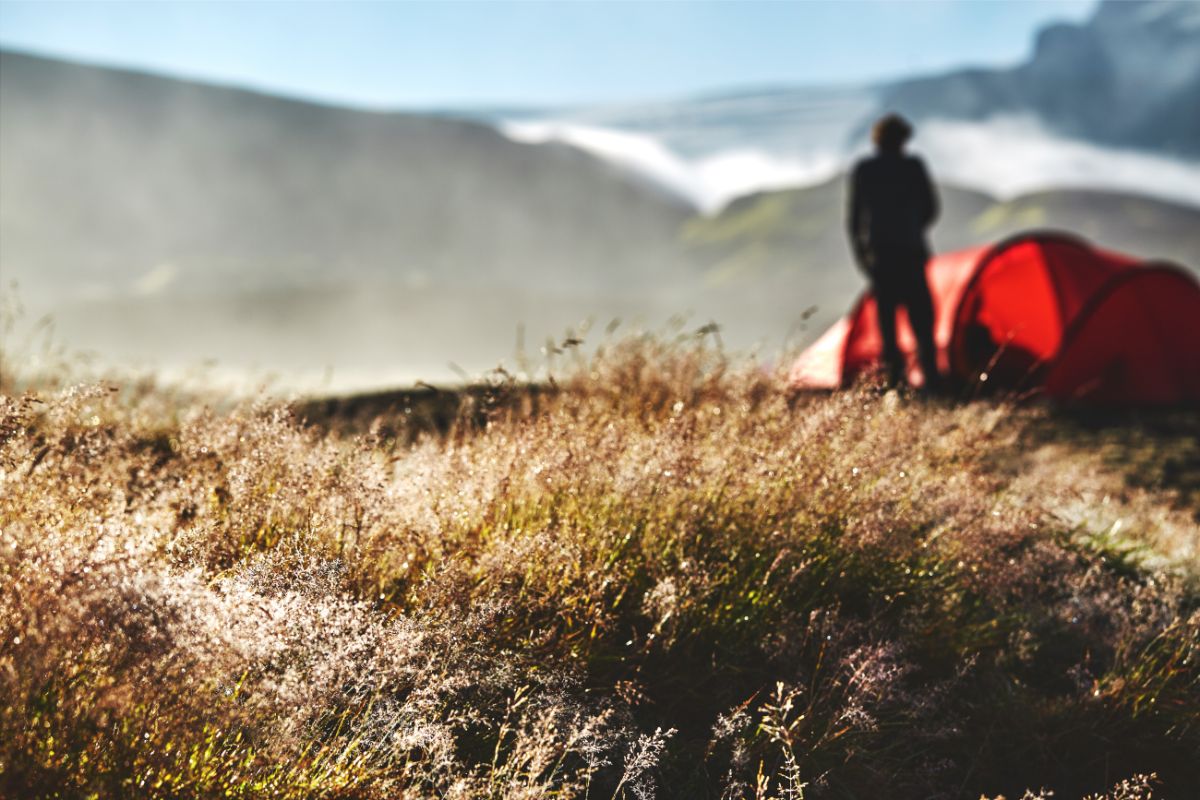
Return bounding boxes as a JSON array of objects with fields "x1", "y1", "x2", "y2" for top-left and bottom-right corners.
[{"x1": 877, "y1": 0, "x2": 1200, "y2": 158}]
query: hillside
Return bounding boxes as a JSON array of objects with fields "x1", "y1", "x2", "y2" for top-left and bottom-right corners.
[
  {"x1": 682, "y1": 177, "x2": 1200, "y2": 334},
  {"x1": 0, "y1": 49, "x2": 695, "y2": 310}
]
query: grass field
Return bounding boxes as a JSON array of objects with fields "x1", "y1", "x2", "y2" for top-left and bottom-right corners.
[{"x1": 2, "y1": 337, "x2": 1197, "y2": 799}]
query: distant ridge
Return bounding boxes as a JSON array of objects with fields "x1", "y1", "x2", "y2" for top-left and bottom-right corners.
[
  {"x1": 0, "y1": 48, "x2": 694, "y2": 309},
  {"x1": 682, "y1": 177, "x2": 1200, "y2": 302},
  {"x1": 877, "y1": 0, "x2": 1200, "y2": 158}
]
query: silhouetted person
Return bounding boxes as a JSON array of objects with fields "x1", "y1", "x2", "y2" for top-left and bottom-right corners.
[{"x1": 847, "y1": 114, "x2": 942, "y2": 391}]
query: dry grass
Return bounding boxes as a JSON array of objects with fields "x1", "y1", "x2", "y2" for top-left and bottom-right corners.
[{"x1": 2, "y1": 337, "x2": 1197, "y2": 799}]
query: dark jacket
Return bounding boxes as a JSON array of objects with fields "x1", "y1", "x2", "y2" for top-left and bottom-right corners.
[{"x1": 847, "y1": 152, "x2": 939, "y2": 277}]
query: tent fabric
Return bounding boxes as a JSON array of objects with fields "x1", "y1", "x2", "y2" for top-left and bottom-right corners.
[{"x1": 789, "y1": 230, "x2": 1200, "y2": 406}]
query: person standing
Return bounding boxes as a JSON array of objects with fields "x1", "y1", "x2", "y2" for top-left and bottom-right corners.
[{"x1": 847, "y1": 113, "x2": 942, "y2": 392}]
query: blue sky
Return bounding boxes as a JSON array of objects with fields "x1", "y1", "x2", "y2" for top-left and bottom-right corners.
[{"x1": 0, "y1": 0, "x2": 1098, "y2": 108}]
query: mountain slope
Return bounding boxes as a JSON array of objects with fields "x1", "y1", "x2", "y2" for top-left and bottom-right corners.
[
  {"x1": 0, "y1": 50, "x2": 695, "y2": 308},
  {"x1": 686, "y1": 178, "x2": 1200, "y2": 280},
  {"x1": 682, "y1": 177, "x2": 1200, "y2": 327}
]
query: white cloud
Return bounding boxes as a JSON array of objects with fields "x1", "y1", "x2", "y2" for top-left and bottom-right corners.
[
  {"x1": 502, "y1": 120, "x2": 840, "y2": 213},
  {"x1": 501, "y1": 114, "x2": 1200, "y2": 212},
  {"x1": 502, "y1": 121, "x2": 703, "y2": 205},
  {"x1": 689, "y1": 150, "x2": 842, "y2": 211},
  {"x1": 132, "y1": 263, "x2": 177, "y2": 296},
  {"x1": 918, "y1": 116, "x2": 1200, "y2": 206}
]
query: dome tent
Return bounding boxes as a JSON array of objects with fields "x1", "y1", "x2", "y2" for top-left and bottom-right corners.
[{"x1": 789, "y1": 231, "x2": 1200, "y2": 406}]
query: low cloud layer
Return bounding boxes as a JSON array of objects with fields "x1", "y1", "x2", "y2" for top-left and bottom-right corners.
[
  {"x1": 920, "y1": 117, "x2": 1200, "y2": 206},
  {"x1": 503, "y1": 115, "x2": 1200, "y2": 213},
  {"x1": 503, "y1": 121, "x2": 841, "y2": 213}
]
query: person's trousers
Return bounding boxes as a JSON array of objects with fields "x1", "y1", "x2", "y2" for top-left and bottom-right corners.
[{"x1": 873, "y1": 265, "x2": 941, "y2": 391}]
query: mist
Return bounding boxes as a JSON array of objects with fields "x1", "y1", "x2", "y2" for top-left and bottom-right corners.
[
  {"x1": 502, "y1": 121, "x2": 844, "y2": 214},
  {"x1": 501, "y1": 114, "x2": 1200, "y2": 214}
]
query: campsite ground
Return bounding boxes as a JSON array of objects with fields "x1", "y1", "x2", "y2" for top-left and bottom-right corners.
[{"x1": 2, "y1": 339, "x2": 1198, "y2": 799}]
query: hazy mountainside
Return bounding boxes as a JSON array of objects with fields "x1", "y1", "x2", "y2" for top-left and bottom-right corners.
[
  {"x1": 686, "y1": 177, "x2": 1200, "y2": 282},
  {"x1": 879, "y1": 0, "x2": 1200, "y2": 157},
  {"x1": 683, "y1": 177, "x2": 1200, "y2": 330},
  {"x1": 681, "y1": 180, "x2": 990, "y2": 319},
  {"x1": 0, "y1": 50, "x2": 694, "y2": 309}
]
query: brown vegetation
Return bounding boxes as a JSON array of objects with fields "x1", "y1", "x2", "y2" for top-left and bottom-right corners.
[{"x1": 2, "y1": 338, "x2": 1197, "y2": 798}]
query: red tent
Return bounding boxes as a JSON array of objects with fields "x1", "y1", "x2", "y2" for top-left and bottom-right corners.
[{"x1": 789, "y1": 231, "x2": 1200, "y2": 406}]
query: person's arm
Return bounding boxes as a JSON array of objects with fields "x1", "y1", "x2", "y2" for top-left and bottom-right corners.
[
  {"x1": 916, "y1": 157, "x2": 939, "y2": 229},
  {"x1": 846, "y1": 163, "x2": 868, "y2": 271}
]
